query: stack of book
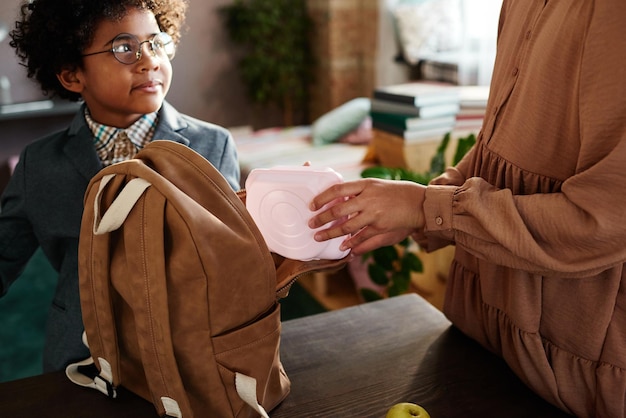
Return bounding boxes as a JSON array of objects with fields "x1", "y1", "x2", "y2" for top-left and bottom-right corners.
[
  {"x1": 370, "y1": 82, "x2": 462, "y2": 172},
  {"x1": 454, "y1": 85, "x2": 489, "y2": 132},
  {"x1": 370, "y1": 81, "x2": 460, "y2": 142}
]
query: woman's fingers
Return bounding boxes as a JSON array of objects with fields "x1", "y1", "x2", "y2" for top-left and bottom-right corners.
[
  {"x1": 309, "y1": 178, "x2": 426, "y2": 253},
  {"x1": 309, "y1": 181, "x2": 366, "y2": 212}
]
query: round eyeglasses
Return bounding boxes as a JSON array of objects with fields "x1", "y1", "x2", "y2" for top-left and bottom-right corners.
[{"x1": 82, "y1": 32, "x2": 176, "y2": 65}]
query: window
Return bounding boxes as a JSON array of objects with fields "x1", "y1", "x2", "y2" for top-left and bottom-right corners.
[
  {"x1": 461, "y1": 0, "x2": 502, "y2": 84},
  {"x1": 391, "y1": 0, "x2": 503, "y2": 85}
]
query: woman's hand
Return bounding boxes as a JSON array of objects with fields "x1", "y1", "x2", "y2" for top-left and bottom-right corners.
[{"x1": 309, "y1": 178, "x2": 426, "y2": 255}]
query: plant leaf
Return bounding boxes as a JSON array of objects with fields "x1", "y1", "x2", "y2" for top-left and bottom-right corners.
[
  {"x1": 372, "y1": 246, "x2": 398, "y2": 271},
  {"x1": 360, "y1": 166, "x2": 395, "y2": 180},
  {"x1": 402, "y1": 252, "x2": 423, "y2": 273},
  {"x1": 368, "y1": 263, "x2": 390, "y2": 286},
  {"x1": 360, "y1": 288, "x2": 384, "y2": 302},
  {"x1": 453, "y1": 133, "x2": 476, "y2": 165},
  {"x1": 429, "y1": 132, "x2": 450, "y2": 176},
  {"x1": 388, "y1": 272, "x2": 411, "y2": 296}
]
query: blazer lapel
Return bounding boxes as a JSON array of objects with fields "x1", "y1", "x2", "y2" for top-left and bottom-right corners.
[
  {"x1": 63, "y1": 106, "x2": 102, "y2": 182},
  {"x1": 153, "y1": 101, "x2": 190, "y2": 146}
]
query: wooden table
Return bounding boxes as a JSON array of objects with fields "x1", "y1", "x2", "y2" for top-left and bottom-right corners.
[{"x1": 0, "y1": 294, "x2": 572, "y2": 417}]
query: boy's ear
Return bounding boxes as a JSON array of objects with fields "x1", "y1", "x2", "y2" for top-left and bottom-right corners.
[{"x1": 57, "y1": 68, "x2": 84, "y2": 94}]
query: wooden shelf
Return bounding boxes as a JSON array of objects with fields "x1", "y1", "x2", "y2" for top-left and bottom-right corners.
[
  {"x1": 298, "y1": 267, "x2": 361, "y2": 311},
  {"x1": 298, "y1": 254, "x2": 446, "y2": 310},
  {"x1": 299, "y1": 253, "x2": 449, "y2": 312},
  {"x1": 0, "y1": 100, "x2": 80, "y2": 121}
]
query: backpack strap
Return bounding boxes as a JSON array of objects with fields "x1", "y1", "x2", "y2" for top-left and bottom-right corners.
[
  {"x1": 235, "y1": 373, "x2": 270, "y2": 418},
  {"x1": 71, "y1": 169, "x2": 195, "y2": 417},
  {"x1": 68, "y1": 173, "x2": 150, "y2": 398},
  {"x1": 68, "y1": 173, "x2": 128, "y2": 398},
  {"x1": 119, "y1": 183, "x2": 194, "y2": 417},
  {"x1": 65, "y1": 332, "x2": 117, "y2": 398},
  {"x1": 92, "y1": 173, "x2": 151, "y2": 235}
]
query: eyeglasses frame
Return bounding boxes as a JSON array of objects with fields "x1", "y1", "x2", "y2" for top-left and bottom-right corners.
[{"x1": 81, "y1": 32, "x2": 175, "y2": 65}]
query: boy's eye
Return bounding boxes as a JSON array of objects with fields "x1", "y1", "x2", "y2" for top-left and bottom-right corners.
[{"x1": 112, "y1": 39, "x2": 135, "y2": 54}]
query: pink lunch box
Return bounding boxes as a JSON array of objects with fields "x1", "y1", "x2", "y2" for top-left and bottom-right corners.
[{"x1": 245, "y1": 166, "x2": 350, "y2": 261}]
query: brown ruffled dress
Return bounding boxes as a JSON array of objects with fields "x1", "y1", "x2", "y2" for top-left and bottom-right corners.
[{"x1": 421, "y1": 1, "x2": 626, "y2": 417}]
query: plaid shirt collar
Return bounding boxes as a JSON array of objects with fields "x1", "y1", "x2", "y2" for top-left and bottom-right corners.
[{"x1": 85, "y1": 108, "x2": 158, "y2": 165}]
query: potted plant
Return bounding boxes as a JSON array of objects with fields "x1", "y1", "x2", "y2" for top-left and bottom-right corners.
[
  {"x1": 219, "y1": 0, "x2": 314, "y2": 126},
  {"x1": 353, "y1": 132, "x2": 476, "y2": 303}
]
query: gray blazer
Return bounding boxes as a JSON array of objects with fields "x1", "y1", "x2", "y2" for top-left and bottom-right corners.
[{"x1": 0, "y1": 101, "x2": 240, "y2": 372}]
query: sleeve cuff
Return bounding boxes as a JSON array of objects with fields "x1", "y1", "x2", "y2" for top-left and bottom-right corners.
[{"x1": 423, "y1": 185, "x2": 457, "y2": 241}]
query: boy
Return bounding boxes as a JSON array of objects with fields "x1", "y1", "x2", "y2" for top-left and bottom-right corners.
[{"x1": 1, "y1": 0, "x2": 240, "y2": 373}]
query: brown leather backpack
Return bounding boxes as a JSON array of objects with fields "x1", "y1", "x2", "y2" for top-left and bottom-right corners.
[{"x1": 66, "y1": 140, "x2": 346, "y2": 417}]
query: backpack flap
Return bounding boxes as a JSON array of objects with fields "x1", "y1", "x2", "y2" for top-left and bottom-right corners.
[{"x1": 273, "y1": 254, "x2": 349, "y2": 298}]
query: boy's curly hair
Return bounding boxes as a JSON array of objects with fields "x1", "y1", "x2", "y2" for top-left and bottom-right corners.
[{"x1": 9, "y1": 0, "x2": 188, "y2": 101}]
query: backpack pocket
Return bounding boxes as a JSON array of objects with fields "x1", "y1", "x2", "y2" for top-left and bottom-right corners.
[{"x1": 213, "y1": 303, "x2": 290, "y2": 417}]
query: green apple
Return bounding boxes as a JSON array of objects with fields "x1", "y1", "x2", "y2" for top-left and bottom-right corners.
[{"x1": 385, "y1": 402, "x2": 431, "y2": 418}]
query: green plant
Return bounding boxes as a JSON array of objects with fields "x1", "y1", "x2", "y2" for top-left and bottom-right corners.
[
  {"x1": 358, "y1": 132, "x2": 476, "y2": 302},
  {"x1": 220, "y1": 0, "x2": 314, "y2": 126}
]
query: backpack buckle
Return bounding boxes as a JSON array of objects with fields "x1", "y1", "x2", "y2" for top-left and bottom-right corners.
[{"x1": 94, "y1": 374, "x2": 117, "y2": 398}]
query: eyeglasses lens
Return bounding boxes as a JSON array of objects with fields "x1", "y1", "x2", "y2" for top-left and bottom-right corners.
[{"x1": 111, "y1": 33, "x2": 175, "y2": 64}]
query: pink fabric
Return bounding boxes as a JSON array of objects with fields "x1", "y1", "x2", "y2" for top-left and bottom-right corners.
[{"x1": 339, "y1": 117, "x2": 373, "y2": 145}]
